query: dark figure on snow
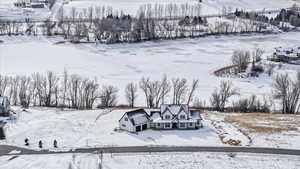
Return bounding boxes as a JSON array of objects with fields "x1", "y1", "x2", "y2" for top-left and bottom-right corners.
[
  {"x1": 38, "y1": 140, "x2": 43, "y2": 148},
  {"x1": 53, "y1": 140, "x2": 57, "y2": 148},
  {"x1": 24, "y1": 138, "x2": 29, "y2": 146}
]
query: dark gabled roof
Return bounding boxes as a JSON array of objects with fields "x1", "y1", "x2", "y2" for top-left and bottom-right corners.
[
  {"x1": 119, "y1": 109, "x2": 150, "y2": 126},
  {"x1": 126, "y1": 109, "x2": 149, "y2": 117},
  {"x1": 161, "y1": 104, "x2": 189, "y2": 118}
]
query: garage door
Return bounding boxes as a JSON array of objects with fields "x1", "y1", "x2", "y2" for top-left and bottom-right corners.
[
  {"x1": 136, "y1": 126, "x2": 141, "y2": 132},
  {"x1": 0, "y1": 128, "x2": 5, "y2": 140},
  {"x1": 142, "y1": 124, "x2": 147, "y2": 130}
]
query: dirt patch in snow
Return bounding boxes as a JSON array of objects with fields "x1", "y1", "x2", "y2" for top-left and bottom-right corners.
[
  {"x1": 204, "y1": 112, "x2": 252, "y2": 146},
  {"x1": 224, "y1": 113, "x2": 300, "y2": 133}
]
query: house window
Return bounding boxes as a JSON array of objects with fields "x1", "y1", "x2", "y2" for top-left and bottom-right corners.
[
  {"x1": 124, "y1": 117, "x2": 128, "y2": 121},
  {"x1": 122, "y1": 124, "x2": 126, "y2": 127},
  {"x1": 165, "y1": 115, "x2": 171, "y2": 120},
  {"x1": 180, "y1": 115, "x2": 185, "y2": 119},
  {"x1": 165, "y1": 123, "x2": 171, "y2": 128},
  {"x1": 180, "y1": 123, "x2": 185, "y2": 128},
  {"x1": 157, "y1": 123, "x2": 161, "y2": 127},
  {"x1": 189, "y1": 123, "x2": 193, "y2": 127}
]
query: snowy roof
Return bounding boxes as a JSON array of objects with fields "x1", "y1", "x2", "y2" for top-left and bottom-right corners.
[
  {"x1": 130, "y1": 113, "x2": 149, "y2": 125},
  {"x1": 160, "y1": 104, "x2": 188, "y2": 116},
  {"x1": 121, "y1": 109, "x2": 149, "y2": 126},
  {"x1": 190, "y1": 111, "x2": 202, "y2": 120}
]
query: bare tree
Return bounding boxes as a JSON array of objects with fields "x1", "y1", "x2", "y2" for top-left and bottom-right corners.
[
  {"x1": 100, "y1": 85, "x2": 118, "y2": 107},
  {"x1": 19, "y1": 76, "x2": 32, "y2": 108},
  {"x1": 139, "y1": 77, "x2": 151, "y2": 107},
  {"x1": 156, "y1": 75, "x2": 171, "y2": 106},
  {"x1": 187, "y1": 79, "x2": 199, "y2": 106},
  {"x1": 210, "y1": 80, "x2": 239, "y2": 112},
  {"x1": 139, "y1": 76, "x2": 171, "y2": 108},
  {"x1": 45, "y1": 71, "x2": 59, "y2": 107},
  {"x1": 172, "y1": 78, "x2": 188, "y2": 104},
  {"x1": 231, "y1": 50, "x2": 251, "y2": 73},
  {"x1": 0, "y1": 75, "x2": 9, "y2": 96},
  {"x1": 252, "y1": 48, "x2": 264, "y2": 63},
  {"x1": 273, "y1": 73, "x2": 300, "y2": 114},
  {"x1": 125, "y1": 82, "x2": 138, "y2": 107}
]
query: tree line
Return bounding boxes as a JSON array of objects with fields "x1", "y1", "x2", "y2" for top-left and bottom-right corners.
[
  {"x1": 234, "y1": 5, "x2": 300, "y2": 30},
  {"x1": 0, "y1": 3, "x2": 267, "y2": 43},
  {"x1": 1, "y1": 69, "x2": 300, "y2": 114},
  {"x1": 0, "y1": 70, "x2": 199, "y2": 110}
]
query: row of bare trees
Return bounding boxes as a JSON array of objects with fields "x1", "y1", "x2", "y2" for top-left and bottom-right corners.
[
  {"x1": 0, "y1": 71, "x2": 108, "y2": 109},
  {"x1": 1, "y1": 69, "x2": 299, "y2": 113},
  {"x1": 0, "y1": 71, "x2": 200, "y2": 109},
  {"x1": 0, "y1": 3, "x2": 266, "y2": 43},
  {"x1": 138, "y1": 76, "x2": 199, "y2": 108}
]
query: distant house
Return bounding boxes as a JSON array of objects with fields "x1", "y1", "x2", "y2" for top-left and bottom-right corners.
[
  {"x1": 30, "y1": 3, "x2": 45, "y2": 8},
  {"x1": 273, "y1": 47, "x2": 300, "y2": 62},
  {"x1": 119, "y1": 104, "x2": 203, "y2": 132},
  {"x1": 0, "y1": 96, "x2": 10, "y2": 117}
]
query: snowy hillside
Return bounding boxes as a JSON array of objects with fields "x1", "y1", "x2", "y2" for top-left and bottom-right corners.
[{"x1": 60, "y1": 0, "x2": 299, "y2": 16}]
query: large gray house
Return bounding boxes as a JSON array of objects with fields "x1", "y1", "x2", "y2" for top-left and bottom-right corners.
[{"x1": 119, "y1": 104, "x2": 203, "y2": 132}]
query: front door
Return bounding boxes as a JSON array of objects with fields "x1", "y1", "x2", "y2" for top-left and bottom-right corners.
[
  {"x1": 172, "y1": 122, "x2": 177, "y2": 129},
  {"x1": 136, "y1": 126, "x2": 141, "y2": 132},
  {"x1": 142, "y1": 124, "x2": 147, "y2": 130}
]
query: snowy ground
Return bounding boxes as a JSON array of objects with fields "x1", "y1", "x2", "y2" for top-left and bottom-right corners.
[
  {"x1": 1, "y1": 107, "x2": 221, "y2": 149},
  {"x1": 1, "y1": 152, "x2": 300, "y2": 169},
  {"x1": 1, "y1": 107, "x2": 299, "y2": 150},
  {"x1": 1, "y1": 32, "x2": 300, "y2": 105}
]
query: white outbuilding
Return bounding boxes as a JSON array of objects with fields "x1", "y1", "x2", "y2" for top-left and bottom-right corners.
[{"x1": 119, "y1": 109, "x2": 150, "y2": 132}]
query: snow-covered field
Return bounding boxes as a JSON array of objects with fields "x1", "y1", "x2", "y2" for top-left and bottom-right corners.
[
  {"x1": 1, "y1": 152, "x2": 300, "y2": 169},
  {"x1": 1, "y1": 32, "x2": 300, "y2": 105},
  {"x1": 1, "y1": 107, "x2": 299, "y2": 150},
  {"x1": 1, "y1": 107, "x2": 221, "y2": 149}
]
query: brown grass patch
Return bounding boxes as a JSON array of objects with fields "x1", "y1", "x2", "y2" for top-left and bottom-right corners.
[{"x1": 224, "y1": 113, "x2": 300, "y2": 134}]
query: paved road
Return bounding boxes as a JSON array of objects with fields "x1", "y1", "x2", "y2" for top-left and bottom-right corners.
[{"x1": 1, "y1": 145, "x2": 300, "y2": 156}]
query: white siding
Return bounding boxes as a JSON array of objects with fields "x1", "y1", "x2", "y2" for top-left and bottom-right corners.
[
  {"x1": 162, "y1": 111, "x2": 173, "y2": 120},
  {"x1": 164, "y1": 123, "x2": 172, "y2": 129},
  {"x1": 187, "y1": 122, "x2": 196, "y2": 128},
  {"x1": 179, "y1": 122, "x2": 186, "y2": 129},
  {"x1": 119, "y1": 114, "x2": 134, "y2": 132},
  {"x1": 177, "y1": 110, "x2": 188, "y2": 120}
]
